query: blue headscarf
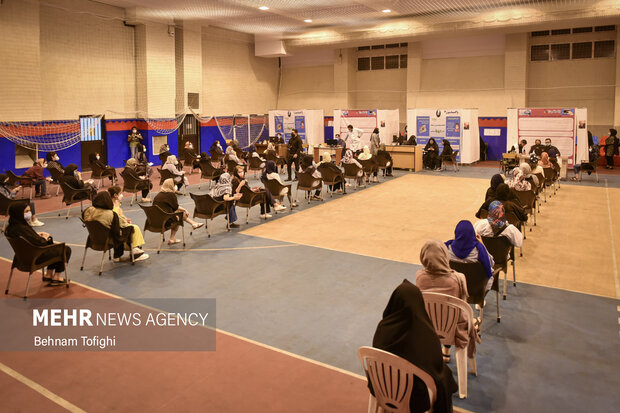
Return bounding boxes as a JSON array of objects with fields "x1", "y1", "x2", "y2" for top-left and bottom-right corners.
[{"x1": 445, "y1": 220, "x2": 494, "y2": 279}]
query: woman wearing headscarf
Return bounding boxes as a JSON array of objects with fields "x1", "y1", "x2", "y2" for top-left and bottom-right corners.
[
  {"x1": 261, "y1": 161, "x2": 289, "y2": 211},
  {"x1": 88, "y1": 153, "x2": 117, "y2": 183},
  {"x1": 122, "y1": 159, "x2": 152, "y2": 203},
  {"x1": 318, "y1": 152, "x2": 344, "y2": 193},
  {"x1": 83, "y1": 191, "x2": 142, "y2": 262},
  {"x1": 519, "y1": 163, "x2": 539, "y2": 187},
  {"x1": 476, "y1": 183, "x2": 526, "y2": 222},
  {"x1": 134, "y1": 144, "x2": 153, "y2": 177},
  {"x1": 506, "y1": 167, "x2": 531, "y2": 192},
  {"x1": 107, "y1": 186, "x2": 146, "y2": 257},
  {"x1": 46, "y1": 151, "x2": 64, "y2": 174},
  {"x1": 162, "y1": 155, "x2": 189, "y2": 192},
  {"x1": 423, "y1": 138, "x2": 440, "y2": 170},
  {"x1": 372, "y1": 279, "x2": 458, "y2": 413},
  {"x1": 225, "y1": 145, "x2": 245, "y2": 166},
  {"x1": 473, "y1": 201, "x2": 523, "y2": 248},
  {"x1": 415, "y1": 239, "x2": 479, "y2": 362},
  {"x1": 341, "y1": 148, "x2": 363, "y2": 186},
  {"x1": 232, "y1": 165, "x2": 272, "y2": 218},
  {"x1": 62, "y1": 163, "x2": 97, "y2": 199},
  {"x1": 210, "y1": 140, "x2": 224, "y2": 156},
  {"x1": 484, "y1": 174, "x2": 505, "y2": 201},
  {"x1": 0, "y1": 174, "x2": 44, "y2": 226},
  {"x1": 300, "y1": 154, "x2": 322, "y2": 200},
  {"x1": 603, "y1": 128, "x2": 619, "y2": 169},
  {"x1": 446, "y1": 220, "x2": 495, "y2": 291},
  {"x1": 369, "y1": 127, "x2": 380, "y2": 156},
  {"x1": 153, "y1": 179, "x2": 203, "y2": 244},
  {"x1": 358, "y1": 145, "x2": 378, "y2": 183},
  {"x1": 538, "y1": 152, "x2": 552, "y2": 168},
  {"x1": 183, "y1": 141, "x2": 201, "y2": 171},
  {"x1": 5, "y1": 203, "x2": 71, "y2": 285},
  {"x1": 376, "y1": 143, "x2": 393, "y2": 177},
  {"x1": 209, "y1": 173, "x2": 242, "y2": 228}
]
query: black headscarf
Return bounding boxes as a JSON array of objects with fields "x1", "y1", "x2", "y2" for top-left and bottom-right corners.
[
  {"x1": 46, "y1": 152, "x2": 56, "y2": 162},
  {"x1": 373, "y1": 279, "x2": 457, "y2": 413},
  {"x1": 495, "y1": 183, "x2": 511, "y2": 202},
  {"x1": 300, "y1": 154, "x2": 314, "y2": 170},
  {"x1": 64, "y1": 164, "x2": 78, "y2": 176},
  {"x1": 262, "y1": 160, "x2": 277, "y2": 180},
  {"x1": 485, "y1": 174, "x2": 504, "y2": 200},
  {"x1": 0, "y1": 173, "x2": 8, "y2": 188},
  {"x1": 92, "y1": 191, "x2": 114, "y2": 210},
  {"x1": 7, "y1": 202, "x2": 28, "y2": 228},
  {"x1": 88, "y1": 153, "x2": 98, "y2": 164},
  {"x1": 5, "y1": 202, "x2": 47, "y2": 248},
  {"x1": 610, "y1": 128, "x2": 617, "y2": 136}
]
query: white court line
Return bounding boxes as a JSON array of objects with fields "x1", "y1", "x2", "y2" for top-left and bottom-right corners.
[
  {"x1": 604, "y1": 179, "x2": 620, "y2": 299},
  {"x1": 0, "y1": 361, "x2": 86, "y2": 413}
]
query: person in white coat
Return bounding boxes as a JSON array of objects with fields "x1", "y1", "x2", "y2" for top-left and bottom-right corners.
[{"x1": 345, "y1": 124, "x2": 364, "y2": 154}]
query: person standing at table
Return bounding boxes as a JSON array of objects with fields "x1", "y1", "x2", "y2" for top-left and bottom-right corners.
[
  {"x1": 127, "y1": 126, "x2": 143, "y2": 159},
  {"x1": 286, "y1": 129, "x2": 303, "y2": 181},
  {"x1": 345, "y1": 124, "x2": 363, "y2": 154}
]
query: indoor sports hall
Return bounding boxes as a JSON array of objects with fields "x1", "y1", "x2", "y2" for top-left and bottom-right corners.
[{"x1": 1, "y1": 1, "x2": 619, "y2": 413}]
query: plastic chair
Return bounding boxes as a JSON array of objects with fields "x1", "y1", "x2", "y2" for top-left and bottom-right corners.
[
  {"x1": 90, "y1": 162, "x2": 115, "y2": 189},
  {"x1": 189, "y1": 192, "x2": 228, "y2": 236},
  {"x1": 578, "y1": 158, "x2": 599, "y2": 183},
  {"x1": 542, "y1": 167, "x2": 556, "y2": 197},
  {"x1": 226, "y1": 159, "x2": 246, "y2": 175},
  {"x1": 197, "y1": 161, "x2": 223, "y2": 190},
  {"x1": 59, "y1": 179, "x2": 93, "y2": 219},
  {"x1": 261, "y1": 178, "x2": 294, "y2": 212},
  {"x1": 120, "y1": 168, "x2": 151, "y2": 206},
  {"x1": 0, "y1": 193, "x2": 29, "y2": 233},
  {"x1": 375, "y1": 153, "x2": 392, "y2": 176},
  {"x1": 236, "y1": 186, "x2": 266, "y2": 223},
  {"x1": 342, "y1": 163, "x2": 364, "y2": 189},
  {"x1": 80, "y1": 219, "x2": 134, "y2": 276},
  {"x1": 505, "y1": 211, "x2": 524, "y2": 256},
  {"x1": 317, "y1": 163, "x2": 346, "y2": 196},
  {"x1": 514, "y1": 189, "x2": 537, "y2": 230},
  {"x1": 358, "y1": 158, "x2": 379, "y2": 181},
  {"x1": 183, "y1": 150, "x2": 199, "y2": 174},
  {"x1": 5, "y1": 235, "x2": 70, "y2": 299},
  {"x1": 481, "y1": 236, "x2": 516, "y2": 300},
  {"x1": 358, "y1": 346, "x2": 436, "y2": 413},
  {"x1": 449, "y1": 260, "x2": 500, "y2": 324},
  {"x1": 421, "y1": 292, "x2": 477, "y2": 399},
  {"x1": 157, "y1": 167, "x2": 176, "y2": 186},
  {"x1": 441, "y1": 150, "x2": 459, "y2": 172},
  {"x1": 247, "y1": 156, "x2": 265, "y2": 178},
  {"x1": 46, "y1": 167, "x2": 63, "y2": 197},
  {"x1": 295, "y1": 172, "x2": 322, "y2": 203},
  {"x1": 265, "y1": 150, "x2": 286, "y2": 170},
  {"x1": 7, "y1": 170, "x2": 34, "y2": 200},
  {"x1": 138, "y1": 204, "x2": 185, "y2": 253}
]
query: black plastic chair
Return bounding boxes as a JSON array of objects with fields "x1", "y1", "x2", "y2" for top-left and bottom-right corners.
[
  {"x1": 7, "y1": 170, "x2": 34, "y2": 199},
  {"x1": 80, "y1": 219, "x2": 134, "y2": 276},
  {"x1": 197, "y1": 161, "x2": 224, "y2": 190},
  {"x1": 247, "y1": 156, "x2": 265, "y2": 178},
  {"x1": 0, "y1": 193, "x2": 29, "y2": 233},
  {"x1": 120, "y1": 169, "x2": 151, "y2": 206},
  {"x1": 236, "y1": 186, "x2": 267, "y2": 223},
  {"x1": 90, "y1": 162, "x2": 115, "y2": 189},
  {"x1": 342, "y1": 163, "x2": 364, "y2": 189},
  {"x1": 261, "y1": 178, "x2": 294, "y2": 212},
  {"x1": 317, "y1": 163, "x2": 345, "y2": 196},
  {"x1": 5, "y1": 235, "x2": 70, "y2": 299},
  {"x1": 441, "y1": 150, "x2": 459, "y2": 172},
  {"x1": 59, "y1": 179, "x2": 93, "y2": 219},
  {"x1": 189, "y1": 192, "x2": 228, "y2": 236},
  {"x1": 481, "y1": 236, "x2": 516, "y2": 301},
  {"x1": 139, "y1": 204, "x2": 185, "y2": 253},
  {"x1": 514, "y1": 189, "x2": 537, "y2": 231},
  {"x1": 449, "y1": 260, "x2": 500, "y2": 323},
  {"x1": 296, "y1": 172, "x2": 323, "y2": 203},
  {"x1": 46, "y1": 167, "x2": 63, "y2": 197}
]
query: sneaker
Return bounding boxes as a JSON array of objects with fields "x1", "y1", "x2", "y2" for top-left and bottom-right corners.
[
  {"x1": 274, "y1": 204, "x2": 286, "y2": 212},
  {"x1": 140, "y1": 197, "x2": 151, "y2": 203},
  {"x1": 229, "y1": 223, "x2": 240, "y2": 228},
  {"x1": 113, "y1": 257, "x2": 121, "y2": 263},
  {"x1": 259, "y1": 213, "x2": 272, "y2": 219},
  {"x1": 132, "y1": 247, "x2": 144, "y2": 255},
  {"x1": 134, "y1": 253, "x2": 149, "y2": 262},
  {"x1": 175, "y1": 190, "x2": 183, "y2": 195},
  {"x1": 148, "y1": 162, "x2": 154, "y2": 166},
  {"x1": 41, "y1": 194, "x2": 52, "y2": 199},
  {"x1": 30, "y1": 220, "x2": 45, "y2": 227}
]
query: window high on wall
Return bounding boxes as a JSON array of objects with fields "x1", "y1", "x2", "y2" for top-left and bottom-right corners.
[
  {"x1": 357, "y1": 43, "x2": 407, "y2": 71},
  {"x1": 530, "y1": 25, "x2": 616, "y2": 61}
]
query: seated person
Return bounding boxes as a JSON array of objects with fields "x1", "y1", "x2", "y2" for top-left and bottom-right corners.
[
  {"x1": 225, "y1": 145, "x2": 245, "y2": 166},
  {"x1": 162, "y1": 155, "x2": 189, "y2": 192},
  {"x1": 209, "y1": 173, "x2": 242, "y2": 228},
  {"x1": 519, "y1": 163, "x2": 539, "y2": 187},
  {"x1": 439, "y1": 139, "x2": 453, "y2": 168},
  {"x1": 376, "y1": 143, "x2": 393, "y2": 176},
  {"x1": 423, "y1": 138, "x2": 440, "y2": 170},
  {"x1": 158, "y1": 143, "x2": 172, "y2": 158},
  {"x1": 250, "y1": 150, "x2": 266, "y2": 168},
  {"x1": 335, "y1": 133, "x2": 346, "y2": 149},
  {"x1": 5, "y1": 203, "x2": 71, "y2": 285},
  {"x1": 473, "y1": 201, "x2": 524, "y2": 248},
  {"x1": 122, "y1": 159, "x2": 152, "y2": 203},
  {"x1": 358, "y1": 145, "x2": 378, "y2": 183},
  {"x1": 415, "y1": 239, "x2": 480, "y2": 363},
  {"x1": 210, "y1": 140, "x2": 224, "y2": 156},
  {"x1": 476, "y1": 183, "x2": 527, "y2": 222},
  {"x1": 46, "y1": 151, "x2": 64, "y2": 174},
  {"x1": 300, "y1": 155, "x2": 322, "y2": 200},
  {"x1": 0, "y1": 173, "x2": 44, "y2": 226},
  {"x1": 153, "y1": 179, "x2": 204, "y2": 244},
  {"x1": 62, "y1": 163, "x2": 97, "y2": 199},
  {"x1": 108, "y1": 186, "x2": 147, "y2": 257},
  {"x1": 261, "y1": 161, "x2": 291, "y2": 210},
  {"x1": 485, "y1": 174, "x2": 505, "y2": 201},
  {"x1": 506, "y1": 167, "x2": 531, "y2": 191},
  {"x1": 83, "y1": 191, "x2": 144, "y2": 262},
  {"x1": 232, "y1": 165, "x2": 272, "y2": 219},
  {"x1": 529, "y1": 139, "x2": 545, "y2": 156},
  {"x1": 446, "y1": 220, "x2": 495, "y2": 291},
  {"x1": 24, "y1": 158, "x2": 52, "y2": 199},
  {"x1": 341, "y1": 149, "x2": 363, "y2": 186},
  {"x1": 405, "y1": 134, "x2": 417, "y2": 146},
  {"x1": 318, "y1": 152, "x2": 344, "y2": 193},
  {"x1": 538, "y1": 152, "x2": 553, "y2": 169},
  {"x1": 372, "y1": 279, "x2": 457, "y2": 413},
  {"x1": 543, "y1": 138, "x2": 561, "y2": 159},
  {"x1": 134, "y1": 144, "x2": 153, "y2": 177},
  {"x1": 183, "y1": 141, "x2": 201, "y2": 171},
  {"x1": 88, "y1": 153, "x2": 117, "y2": 182}
]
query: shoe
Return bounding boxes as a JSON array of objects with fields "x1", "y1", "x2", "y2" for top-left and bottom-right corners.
[
  {"x1": 274, "y1": 204, "x2": 286, "y2": 212},
  {"x1": 113, "y1": 257, "x2": 121, "y2": 263},
  {"x1": 41, "y1": 194, "x2": 52, "y2": 199},
  {"x1": 140, "y1": 197, "x2": 151, "y2": 203},
  {"x1": 132, "y1": 247, "x2": 144, "y2": 255},
  {"x1": 312, "y1": 195, "x2": 322, "y2": 200},
  {"x1": 30, "y1": 220, "x2": 45, "y2": 227},
  {"x1": 192, "y1": 223, "x2": 204, "y2": 230},
  {"x1": 134, "y1": 253, "x2": 149, "y2": 262},
  {"x1": 229, "y1": 223, "x2": 240, "y2": 228},
  {"x1": 259, "y1": 214, "x2": 272, "y2": 219},
  {"x1": 49, "y1": 279, "x2": 65, "y2": 286},
  {"x1": 168, "y1": 239, "x2": 181, "y2": 245},
  {"x1": 175, "y1": 190, "x2": 183, "y2": 195}
]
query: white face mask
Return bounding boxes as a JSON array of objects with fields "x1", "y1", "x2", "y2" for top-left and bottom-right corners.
[
  {"x1": 54, "y1": 155, "x2": 59, "y2": 161},
  {"x1": 96, "y1": 155, "x2": 100, "y2": 160},
  {"x1": 24, "y1": 211, "x2": 32, "y2": 221},
  {"x1": 42, "y1": 163, "x2": 48, "y2": 168},
  {"x1": 118, "y1": 194, "x2": 124, "y2": 200}
]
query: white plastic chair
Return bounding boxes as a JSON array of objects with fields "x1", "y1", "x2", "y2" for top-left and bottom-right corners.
[
  {"x1": 421, "y1": 292, "x2": 477, "y2": 399},
  {"x1": 358, "y1": 346, "x2": 436, "y2": 413}
]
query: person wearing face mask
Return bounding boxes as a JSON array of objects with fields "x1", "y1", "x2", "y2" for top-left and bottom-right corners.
[
  {"x1": 209, "y1": 173, "x2": 243, "y2": 229},
  {"x1": 423, "y1": 138, "x2": 440, "y2": 170},
  {"x1": 5, "y1": 203, "x2": 70, "y2": 284},
  {"x1": 542, "y1": 138, "x2": 560, "y2": 158},
  {"x1": 107, "y1": 186, "x2": 147, "y2": 257},
  {"x1": 529, "y1": 139, "x2": 545, "y2": 157},
  {"x1": 154, "y1": 179, "x2": 204, "y2": 243},
  {"x1": 127, "y1": 126, "x2": 143, "y2": 159},
  {"x1": 134, "y1": 144, "x2": 153, "y2": 177},
  {"x1": 62, "y1": 164, "x2": 97, "y2": 199},
  {"x1": 46, "y1": 152, "x2": 64, "y2": 174},
  {"x1": 0, "y1": 173, "x2": 44, "y2": 226},
  {"x1": 232, "y1": 165, "x2": 272, "y2": 218},
  {"x1": 162, "y1": 155, "x2": 188, "y2": 193},
  {"x1": 122, "y1": 159, "x2": 152, "y2": 203},
  {"x1": 88, "y1": 153, "x2": 117, "y2": 183},
  {"x1": 25, "y1": 158, "x2": 52, "y2": 199},
  {"x1": 183, "y1": 141, "x2": 201, "y2": 171}
]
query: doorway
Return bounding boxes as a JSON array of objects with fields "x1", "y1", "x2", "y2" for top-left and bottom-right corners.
[
  {"x1": 178, "y1": 115, "x2": 200, "y2": 160},
  {"x1": 80, "y1": 115, "x2": 107, "y2": 170}
]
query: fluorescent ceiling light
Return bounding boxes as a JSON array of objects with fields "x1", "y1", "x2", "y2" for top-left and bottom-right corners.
[
  {"x1": 304, "y1": 19, "x2": 313, "y2": 23},
  {"x1": 382, "y1": 9, "x2": 391, "y2": 13},
  {"x1": 259, "y1": 6, "x2": 269, "y2": 11}
]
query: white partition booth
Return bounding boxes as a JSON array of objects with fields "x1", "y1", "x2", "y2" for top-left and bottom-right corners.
[
  {"x1": 407, "y1": 109, "x2": 480, "y2": 164},
  {"x1": 333, "y1": 109, "x2": 399, "y2": 149},
  {"x1": 507, "y1": 108, "x2": 588, "y2": 171},
  {"x1": 268, "y1": 110, "x2": 324, "y2": 146}
]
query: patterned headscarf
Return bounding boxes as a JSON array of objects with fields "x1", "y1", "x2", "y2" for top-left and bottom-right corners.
[
  {"x1": 211, "y1": 173, "x2": 232, "y2": 198},
  {"x1": 161, "y1": 178, "x2": 176, "y2": 193},
  {"x1": 488, "y1": 201, "x2": 507, "y2": 231},
  {"x1": 342, "y1": 149, "x2": 353, "y2": 163},
  {"x1": 507, "y1": 168, "x2": 530, "y2": 191}
]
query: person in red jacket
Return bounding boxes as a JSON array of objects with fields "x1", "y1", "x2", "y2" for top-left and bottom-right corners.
[{"x1": 24, "y1": 158, "x2": 52, "y2": 199}]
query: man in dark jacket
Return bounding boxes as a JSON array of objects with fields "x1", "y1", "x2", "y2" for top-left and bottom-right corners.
[
  {"x1": 286, "y1": 129, "x2": 303, "y2": 181},
  {"x1": 529, "y1": 139, "x2": 545, "y2": 156}
]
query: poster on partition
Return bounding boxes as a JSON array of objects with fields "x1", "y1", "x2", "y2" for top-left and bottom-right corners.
[
  {"x1": 339, "y1": 110, "x2": 377, "y2": 144},
  {"x1": 273, "y1": 111, "x2": 305, "y2": 142},
  {"x1": 413, "y1": 109, "x2": 462, "y2": 163},
  {"x1": 513, "y1": 108, "x2": 581, "y2": 167}
]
